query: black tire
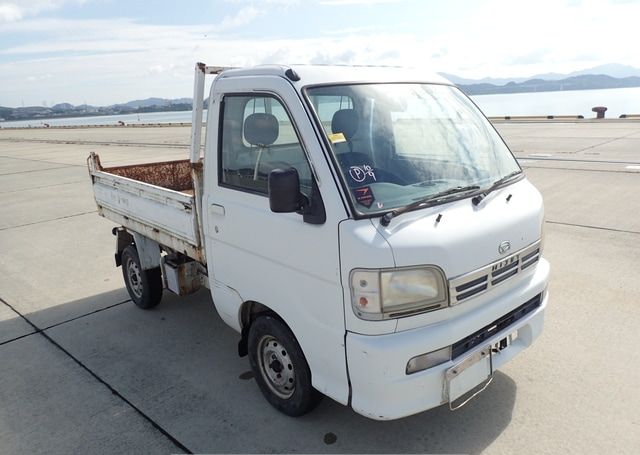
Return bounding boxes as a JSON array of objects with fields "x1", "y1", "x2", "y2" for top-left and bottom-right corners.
[
  {"x1": 121, "y1": 245, "x2": 163, "y2": 309},
  {"x1": 248, "y1": 315, "x2": 322, "y2": 416}
]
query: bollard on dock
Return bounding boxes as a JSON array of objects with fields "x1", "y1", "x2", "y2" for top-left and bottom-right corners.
[{"x1": 592, "y1": 106, "x2": 607, "y2": 119}]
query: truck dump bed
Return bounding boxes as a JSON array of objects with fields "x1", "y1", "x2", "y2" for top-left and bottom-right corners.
[
  {"x1": 102, "y1": 158, "x2": 195, "y2": 194},
  {"x1": 88, "y1": 153, "x2": 204, "y2": 262},
  {"x1": 87, "y1": 64, "x2": 228, "y2": 264}
]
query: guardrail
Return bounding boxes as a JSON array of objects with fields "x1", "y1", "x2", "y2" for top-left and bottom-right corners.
[
  {"x1": 488, "y1": 115, "x2": 584, "y2": 121},
  {"x1": 0, "y1": 122, "x2": 193, "y2": 130},
  {"x1": 489, "y1": 115, "x2": 640, "y2": 122},
  {"x1": 3, "y1": 115, "x2": 640, "y2": 130}
]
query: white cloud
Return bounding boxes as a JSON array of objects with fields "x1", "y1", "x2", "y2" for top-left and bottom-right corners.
[
  {"x1": 436, "y1": 0, "x2": 640, "y2": 78},
  {"x1": 319, "y1": 0, "x2": 403, "y2": 4},
  {"x1": 226, "y1": 0, "x2": 299, "y2": 5},
  {"x1": 149, "y1": 63, "x2": 176, "y2": 75},
  {"x1": 0, "y1": 0, "x2": 85, "y2": 23},
  {"x1": 26, "y1": 73, "x2": 52, "y2": 81},
  {"x1": 217, "y1": 5, "x2": 260, "y2": 31},
  {"x1": 1, "y1": 0, "x2": 639, "y2": 106},
  {"x1": 322, "y1": 24, "x2": 388, "y2": 35},
  {"x1": 0, "y1": 3, "x2": 21, "y2": 22},
  {"x1": 0, "y1": 26, "x2": 424, "y2": 105}
]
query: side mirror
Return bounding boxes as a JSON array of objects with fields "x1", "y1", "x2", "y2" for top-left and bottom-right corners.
[{"x1": 268, "y1": 168, "x2": 302, "y2": 213}]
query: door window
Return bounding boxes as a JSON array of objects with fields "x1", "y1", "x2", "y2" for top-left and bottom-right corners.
[{"x1": 220, "y1": 95, "x2": 313, "y2": 196}]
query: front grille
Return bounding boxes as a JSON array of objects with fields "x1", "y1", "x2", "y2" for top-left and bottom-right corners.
[
  {"x1": 451, "y1": 293, "x2": 542, "y2": 359},
  {"x1": 449, "y1": 241, "x2": 541, "y2": 304}
]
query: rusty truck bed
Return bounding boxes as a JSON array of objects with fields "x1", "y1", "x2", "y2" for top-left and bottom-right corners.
[
  {"x1": 96, "y1": 157, "x2": 195, "y2": 195},
  {"x1": 87, "y1": 153, "x2": 204, "y2": 262}
]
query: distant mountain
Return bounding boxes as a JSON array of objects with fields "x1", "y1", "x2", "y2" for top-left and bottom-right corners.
[
  {"x1": 0, "y1": 106, "x2": 13, "y2": 120},
  {"x1": 568, "y1": 63, "x2": 640, "y2": 79},
  {"x1": 440, "y1": 63, "x2": 640, "y2": 87},
  {"x1": 4, "y1": 64, "x2": 640, "y2": 122},
  {"x1": 52, "y1": 103, "x2": 74, "y2": 111},
  {"x1": 439, "y1": 73, "x2": 526, "y2": 86},
  {"x1": 115, "y1": 97, "x2": 192, "y2": 109},
  {"x1": 0, "y1": 98, "x2": 194, "y2": 123},
  {"x1": 458, "y1": 74, "x2": 640, "y2": 96}
]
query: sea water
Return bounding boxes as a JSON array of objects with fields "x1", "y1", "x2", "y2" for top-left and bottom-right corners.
[{"x1": 2, "y1": 86, "x2": 640, "y2": 127}]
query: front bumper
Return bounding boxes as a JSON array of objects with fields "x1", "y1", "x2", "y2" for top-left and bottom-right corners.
[{"x1": 346, "y1": 258, "x2": 549, "y2": 420}]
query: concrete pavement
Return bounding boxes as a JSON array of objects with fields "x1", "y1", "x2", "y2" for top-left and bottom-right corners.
[{"x1": 1, "y1": 121, "x2": 639, "y2": 454}]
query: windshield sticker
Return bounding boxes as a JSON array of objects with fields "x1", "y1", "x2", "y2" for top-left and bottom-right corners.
[
  {"x1": 354, "y1": 186, "x2": 375, "y2": 208},
  {"x1": 328, "y1": 132, "x2": 346, "y2": 144},
  {"x1": 349, "y1": 164, "x2": 377, "y2": 183}
]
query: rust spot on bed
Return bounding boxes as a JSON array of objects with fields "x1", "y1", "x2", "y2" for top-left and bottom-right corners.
[{"x1": 101, "y1": 159, "x2": 194, "y2": 192}]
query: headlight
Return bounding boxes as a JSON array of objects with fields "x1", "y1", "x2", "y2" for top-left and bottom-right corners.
[{"x1": 350, "y1": 267, "x2": 448, "y2": 320}]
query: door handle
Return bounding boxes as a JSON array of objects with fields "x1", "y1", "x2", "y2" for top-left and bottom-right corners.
[{"x1": 209, "y1": 203, "x2": 225, "y2": 216}]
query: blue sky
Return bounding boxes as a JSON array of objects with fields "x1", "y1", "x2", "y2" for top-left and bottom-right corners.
[{"x1": 1, "y1": 0, "x2": 638, "y2": 107}]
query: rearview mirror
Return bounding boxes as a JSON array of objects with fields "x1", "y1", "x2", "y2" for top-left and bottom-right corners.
[{"x1": 268, "y1": 168, "x2": 302, "y2": 213}]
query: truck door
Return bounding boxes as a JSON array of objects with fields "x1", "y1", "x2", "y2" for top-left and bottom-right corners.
[{"x1": 201, "y1": 75, "x2": 350, "y2": 404}]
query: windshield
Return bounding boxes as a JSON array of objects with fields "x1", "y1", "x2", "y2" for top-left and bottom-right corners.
[{"x1": 305, "y1": 83, "x2": 521, "y2": 215}]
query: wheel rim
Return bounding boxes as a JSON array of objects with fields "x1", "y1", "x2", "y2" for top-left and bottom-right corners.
[
  {"x1": 257, "y1": 335, "x2": 295, "y2": 399},
  {"x1": 125, "y1": 256, "x2": 143, "y2": 299}
]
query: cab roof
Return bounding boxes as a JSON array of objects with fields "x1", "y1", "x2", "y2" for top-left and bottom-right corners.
[{"x1": 216, "y1": 64, "x2": 452, "y2": 87}]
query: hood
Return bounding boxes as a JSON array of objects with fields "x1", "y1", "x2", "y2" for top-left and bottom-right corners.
[{"x1": 373, "y1": 178, "x2": 544, "y2": 279}]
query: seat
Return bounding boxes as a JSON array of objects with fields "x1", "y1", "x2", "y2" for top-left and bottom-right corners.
[
  {"x1": 331, "y1": 109, "x2": 359, "y2": 148},
  {"x1": 331, "y1": 109, "x2": 406, "y2": 187},
  {"x1": 331, "y1": 109, "x2": 373, "y2": 185},
  {"x1": 244, "y1": 113, "x2": 279, "y2": 180}
]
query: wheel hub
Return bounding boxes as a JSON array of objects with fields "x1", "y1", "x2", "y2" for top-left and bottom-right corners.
[
  {"x1": 126, "y1": 257, "x2": 143, "y2": 298},
  {"x1": 258, "y1": 335, "x2": 295, "y2": 399},
  {"x1": 269, "y1": 359, "x2": 284, "y2": 373}
]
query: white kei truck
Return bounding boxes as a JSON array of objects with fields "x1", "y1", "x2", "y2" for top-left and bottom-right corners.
[{"x1": 87, "y1": 62, "x2": 549, "y2": 420}]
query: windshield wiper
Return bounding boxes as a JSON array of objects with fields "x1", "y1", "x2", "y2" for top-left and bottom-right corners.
[
  {"x1": 471, "y1": 170, "x2": 523, "y2": 206},
  {"x1": 380, "y1": 185, "x2": 480, "y2": 227}
]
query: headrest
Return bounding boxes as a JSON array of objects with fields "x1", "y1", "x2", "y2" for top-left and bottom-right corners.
[
  {"x1": 331, "y1": 109, "x2": 359, "y2": 141},
  {"x1": 244, "y1": 113, "x2": 279, "y2": 146}
]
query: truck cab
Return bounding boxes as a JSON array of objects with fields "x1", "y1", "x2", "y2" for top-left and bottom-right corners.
[{"x1": 89, "y1": 63, "x2": 549, "y2": 420}]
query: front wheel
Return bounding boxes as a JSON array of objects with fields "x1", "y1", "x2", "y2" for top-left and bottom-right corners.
[
  {"x1": 121, "y1": 245, "x2": 163, "y2": 309},
  {"x1": 248, "y1": 315, "x2": 322, "y2": 416}
]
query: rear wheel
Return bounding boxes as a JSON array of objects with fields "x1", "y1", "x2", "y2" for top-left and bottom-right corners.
[
  {"x1": 121, "y1": 245, "x2": 163, "y2": 309},
  {"x1": 248, "y1": 315, "x2": 322, "y2": 416}
]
